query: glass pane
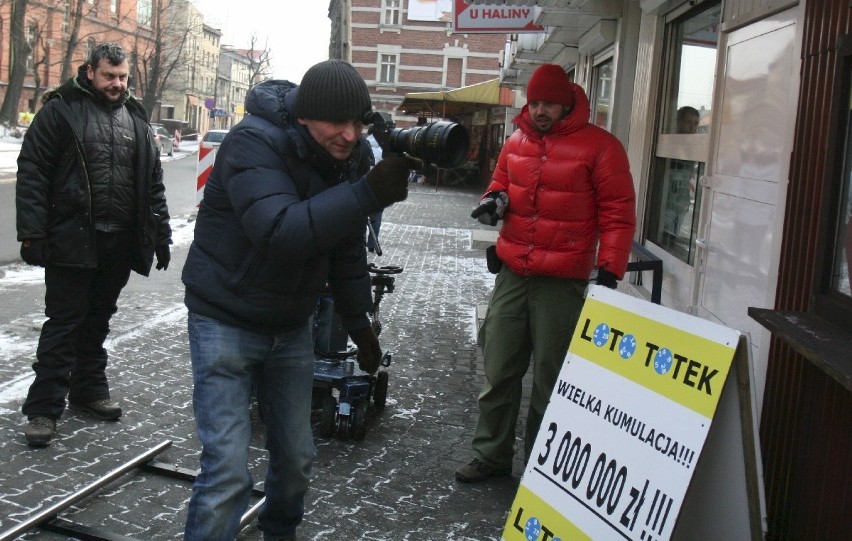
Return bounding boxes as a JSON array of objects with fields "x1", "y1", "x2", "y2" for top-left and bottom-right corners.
[
  {"x1": 648, "y1": 159, "x2": 704, "y2": 265},
  {"x1": 832, "y1": 69, "x2": 852, "y2": 297},
  {"x1": 645, "y1": 1, "x2": 720, "y2": 265},
  {"x1": 662, "y1": 2, "x2": 720, "y2": 135},
  {"x1": 592, "y1": 59, "x2": 613, "y2": 129}
]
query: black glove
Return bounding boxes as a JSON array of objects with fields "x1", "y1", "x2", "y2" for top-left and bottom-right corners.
[
  {"x1": 20, "y1": 239, "x2": 49, "y2": 267},
  {"x1": 471, "y1": 191, "x2": 508, "y2": 226},
  {"x1": 596, "y1": 269, "x2": 618, "y2": 289},
  {"x1": 367, "y1": 154, "x2": 420, "y2": 208},
  {"x1": 349, "y1": 326, "x2": 382, "y2": 374},
  {"x1": 155, "y1": 244, "x2": 171, "y2": 271}
]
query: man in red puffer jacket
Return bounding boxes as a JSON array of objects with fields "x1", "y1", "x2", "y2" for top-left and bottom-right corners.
[{"x1": 456, "y1": 63, "x2": 636, "y2": 483}]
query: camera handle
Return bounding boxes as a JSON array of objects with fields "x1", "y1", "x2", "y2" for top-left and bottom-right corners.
[{"x1": 367, "y1": 216, "x2": 382, "y2": 256}]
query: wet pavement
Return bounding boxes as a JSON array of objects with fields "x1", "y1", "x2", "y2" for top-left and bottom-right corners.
[{"x1": 0, "y1": 182, "x2": 533, "y2": 540}]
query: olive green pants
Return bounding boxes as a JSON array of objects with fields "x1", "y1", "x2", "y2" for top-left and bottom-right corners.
[{"x1": 472, "y1": 267, "x2": 587, "y2": 469}]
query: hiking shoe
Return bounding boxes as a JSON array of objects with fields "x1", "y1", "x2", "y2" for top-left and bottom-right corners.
[
  {"x1": 69, "y1": 399, "x2": 122, "y2": 420},
  {"x1": 455, "y1": 458, "x2": 511, "y2": 483},
  {"x1": 24, "y1": 417, "x2": 56, "y2": 447}
]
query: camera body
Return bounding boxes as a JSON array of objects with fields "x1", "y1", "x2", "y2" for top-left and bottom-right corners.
[{"x1": 364, "y1": 111, "x2": 470, "y2": 169}]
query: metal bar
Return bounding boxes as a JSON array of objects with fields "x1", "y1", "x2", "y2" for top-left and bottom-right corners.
[
  {"x1": 41, "y1": 517, "x2": 143, "y2": 541},
  {"x1": 238, "y1": 496, "x2": 265, "y2": 530},
  {"x1": 0, "y1": 440, "x2": 172, "y2": 541},
  {"x1": 142, "y1": 460, "x2": 200, "y2": 483},
  {"x1": 626, "y1": 241, "x2": 663, "y2": 305},
  {"x1": 142, "y1": 461, "x2": 266, "y2": 498},
  {"x1": 367, "y1": 216, "x2": 383, "y2": 256}
]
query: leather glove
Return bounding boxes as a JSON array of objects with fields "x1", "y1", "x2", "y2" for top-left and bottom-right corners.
[
  {"x1": 348, "y1": 325, "x2": 382, "y2": 374},
  {"x1": 367, "y1": 154, "x2": 420, "y2": 208},
  {"x1": 155, "y1": 244, "x2": 171, "y2": 271},
  {"x1": 471, "y1": 190, "x2": 508, "y2": 226},
  {"x1": 20, "y1": 239, "x2": 49, "y2": 267},
  {"x1": 596, "y1": 269, "x2": 618, "y2": 289}
]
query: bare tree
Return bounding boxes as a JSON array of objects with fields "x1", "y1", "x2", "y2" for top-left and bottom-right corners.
[
  {"x1": 0, "y1": 0, "x2": 31, "y2": 126},
  {"x1": 28, "y1": 17, "x2": 49, "y2": 107},
  {"x1": 55, "y1": 0, "x2": 136, "y2": 80},
  {"x1": 244, "y1": 34, "x2": 273, "y2": 91},
  {"x1": 134, "y1": 0, "x2": 194, "y2": 119}
]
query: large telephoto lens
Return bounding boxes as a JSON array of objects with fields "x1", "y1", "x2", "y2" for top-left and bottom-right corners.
[{"x1": 387, "y1": 121, "x2": 470, "y2": 168}]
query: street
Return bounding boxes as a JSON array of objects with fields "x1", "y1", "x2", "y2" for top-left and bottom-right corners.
[{"x1": 0, "y1": 171, "x2": 528, "y2": 540}]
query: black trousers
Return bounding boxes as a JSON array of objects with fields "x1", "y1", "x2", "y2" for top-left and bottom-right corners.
[{"x1": 22, "y1": 231, "x2": 134, "y2": 420}]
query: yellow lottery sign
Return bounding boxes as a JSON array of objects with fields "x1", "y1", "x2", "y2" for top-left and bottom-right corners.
[{"x1": 503, "y1": 286, "x2": 739, "y2": 541}]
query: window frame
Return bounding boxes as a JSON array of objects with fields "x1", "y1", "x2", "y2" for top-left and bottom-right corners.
[
  {"x1": 643, "y1": 0, "x2": 720, "y2": 266},
  {"x1": 813, "y1": 33, "x2": 852, "y2": 326},
  {"x1": 381, "y1": 0, "x2": 401, "y2": 27},
  {"x1": 589, "y1": 51, "x2": 614, "y2": 131},
  {"x1": 377, "y1": 50, "x2": 399, "y2": 85}
]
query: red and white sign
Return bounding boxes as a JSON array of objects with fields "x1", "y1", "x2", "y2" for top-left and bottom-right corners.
[
  {"x1": 453, "y1": 0, "x2": 544, "y2": 34},
  {"x1": 196, "y1": 145, "x2": 216, "y2": 206}
]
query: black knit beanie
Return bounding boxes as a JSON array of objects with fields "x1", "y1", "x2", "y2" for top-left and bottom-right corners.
[{"x1": 295, "y1": 60, "x2": 372, "y2": 121}]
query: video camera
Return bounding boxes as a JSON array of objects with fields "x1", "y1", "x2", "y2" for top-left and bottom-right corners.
[{"x1": 364, "y1": 111, "x2": 470, "y2": 169}]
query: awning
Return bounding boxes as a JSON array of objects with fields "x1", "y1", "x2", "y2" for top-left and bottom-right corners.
[{"x1": 396, "y1": 79, "x2": 514, "y2": 117}]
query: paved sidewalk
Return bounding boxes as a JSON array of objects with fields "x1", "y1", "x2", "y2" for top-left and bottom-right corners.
[{"x1": 0, "y1": 183, "x2": 532, "y2": 540}]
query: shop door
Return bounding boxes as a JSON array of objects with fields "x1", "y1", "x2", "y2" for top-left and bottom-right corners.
[{"x1": 694, "y1": 7, "x2": 800, "y2": 404}]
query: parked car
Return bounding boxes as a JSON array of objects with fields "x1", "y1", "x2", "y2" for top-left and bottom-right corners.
[
  {"x1": 150, "y1": 124, "x2": 174, "y2": 157},
  {"x1": 200, "y1": 129, "x2": 229, "y2": 150}
]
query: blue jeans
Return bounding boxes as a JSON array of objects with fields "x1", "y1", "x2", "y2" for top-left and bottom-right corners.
[{"x1": 184, "y1": 313, "x2": 316, "y2": 541}]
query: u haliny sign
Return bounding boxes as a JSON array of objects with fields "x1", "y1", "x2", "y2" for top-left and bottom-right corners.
[{"x1": 453, "y1": 0, "x2": 544, "y2": 33}]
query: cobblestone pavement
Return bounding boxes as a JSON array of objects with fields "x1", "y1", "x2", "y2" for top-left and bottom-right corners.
[{"x1": 0, "y1": 183, "x2": 533, "y2": 540}]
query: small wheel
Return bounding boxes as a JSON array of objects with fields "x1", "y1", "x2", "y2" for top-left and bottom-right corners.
[
  {"x1": 373, "y1": 371, "x2": 389, "y2": 408},
  {"x1": 320, "y1": 396, "x2": 336, "y2": 438},
  {"x1": 351, "y1": 401, "x2": 367, "y2": 441},
  {"x1": 337, "y1": 410, "x2": 351, "y2": 439}
]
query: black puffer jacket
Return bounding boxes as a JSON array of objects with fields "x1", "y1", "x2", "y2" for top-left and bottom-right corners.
[
  {"x1": 15, "y1": 66, "x2": 171, "y2": 276},
  {"x1": 182, "y1": 79, "x2": 382, "y2": 334}
]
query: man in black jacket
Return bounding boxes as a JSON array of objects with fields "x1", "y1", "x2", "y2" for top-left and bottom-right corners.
[
  {"x1": 182, "y1": 59, "x2": 416, "y2": 541},
  {"x1": 15, "y1": 42, "x2": 172, "y2": 447}
]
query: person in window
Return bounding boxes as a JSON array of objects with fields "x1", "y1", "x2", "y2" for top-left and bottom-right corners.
[
  {"x1": 455, "y1": 64, "x2": 636, "y2": 483},
  {"x1": 663, "y1": 106, "x2": 700, "y2": 245},
  {"x1": 16, "y1": 42, "x2": 172, "y2": 447},
  {"x1": 181, "y1": 60, "x2": 417, "y2": 540},
  {"x1": 676, "y1": 105, "x2": 700, "y2": 134}
]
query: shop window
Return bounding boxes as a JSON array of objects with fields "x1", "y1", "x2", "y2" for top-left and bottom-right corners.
[
  {"x1": 644, "y1": 1, "x2": 720, "y2": 265},
  {"x1": 591, "y1": 57, "x2": 613, "y2": 130},
  {"x1": 833, "y1": 72, "x2": 852, "y2": 298},
  {"x1": 816, "y1": 36, "x2": 852, "y2": 323}
]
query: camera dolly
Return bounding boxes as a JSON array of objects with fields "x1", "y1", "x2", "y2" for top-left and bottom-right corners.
[{"x1": 312, "y1": 263, "x2": 403, "y2": 440}]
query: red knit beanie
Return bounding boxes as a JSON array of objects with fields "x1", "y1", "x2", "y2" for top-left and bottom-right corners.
[{"x1": 526, "y1": 64, "x2": 575, "y2": 107}]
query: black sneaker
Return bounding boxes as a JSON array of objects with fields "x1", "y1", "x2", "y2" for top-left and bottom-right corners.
[
  {"x1": 454, "y1": 458, "x2": 511, "y2": 483},
  {"x1": 69, "y1": 399, "x2": 122, "y2": 421},
  {"x1": 24, "y1": 417, "x2": 56, "y2": 447}
]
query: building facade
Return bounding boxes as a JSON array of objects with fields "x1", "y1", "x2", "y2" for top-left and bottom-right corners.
[
  {"x1": 0, "y1": 0, "x2": 155, "y2": 116},
  {"x1": 468, "y1": 0, "x2": 850, "y2": 539},
  {"x1": 216, "y1": 46, "x2": 254, "y2": 128},
  {"x1": 0, "y1": 0, "x2": 257, "y2": 138},
  {"x1": 156, "y1": 2, "x2": 219, "y2": 136},
  {"x1": 331, "y1": 0, "x2": 513, "y2": 184}
]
